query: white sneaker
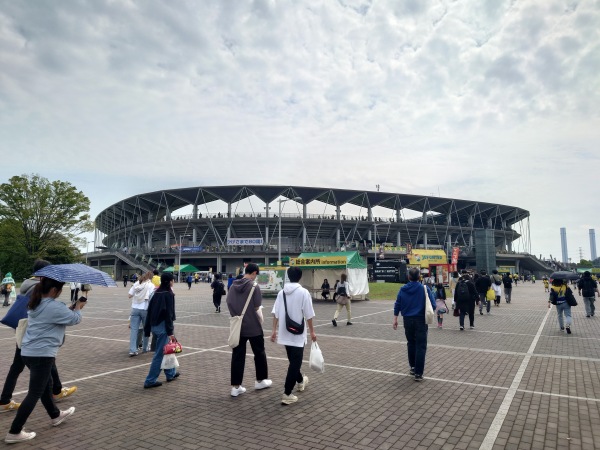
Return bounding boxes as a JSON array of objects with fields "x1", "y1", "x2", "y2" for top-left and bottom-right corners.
[
  {"x1": 52, "y1": 407, "x2": 75, "y2": 427},
  {"x1": 281, "y1": 393, "x2": 298, "y2": 405},
  {"x1": 296, "y1": 375, "x2": 309, "y2": 392},
  {"x1": 5, "y1": 431, "x2": 36, "y2": 444},
  {"x1": 230, "y1": 386, "x2": 247, "y2": 397},
  {"x1": 255, "y1": 379, "x2": 272, "y2": 390}
]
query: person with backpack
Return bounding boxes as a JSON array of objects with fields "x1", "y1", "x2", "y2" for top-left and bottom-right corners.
[
  {"x1": 210, "y1": 274, "x2": 226, "y2": 313},
  {"x1": 502, "y1": 273, "x2": 513, "y2": 303},
  {"x1": 270, "y1": 267, "x2": 317, "y2": 405},
  {"x1": 331, "y1": 274, "x2": 352, "y2": 326},
  {"x1": 549, "y1": 279, "x2": 574, "y2": 334},
  {"x1": 577, "y1": 271, "x2": 599, "y2": 318},
  {"x1": 491, "y1": 270, "x2": 502, "y2": 307},
  {"x1": 454, "y1": 271, "x2": 479, "y2": 330},
  {"x1": 475, "y1": 270, "x2": 492, "y2": 315}
]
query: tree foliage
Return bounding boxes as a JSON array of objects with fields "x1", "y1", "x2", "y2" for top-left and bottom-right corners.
[
  {"x1": 0, "y1": 174, "x2": 91, "y2": 279},
  {"x1": 0, "y1": 174, "x2": 93, "y2": 256}
]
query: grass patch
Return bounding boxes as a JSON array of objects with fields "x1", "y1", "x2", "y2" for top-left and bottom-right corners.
[{"x1": 367, "y1": 282, "x2": 452, "y2": 301}]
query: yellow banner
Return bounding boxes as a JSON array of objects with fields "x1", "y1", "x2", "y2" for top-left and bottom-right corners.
[
  {"x1": 290, "y1": 256, "x2": 347, "y2": 266},
  {"x1": 408, "y1": 250, "x2": 447, "y2": 268}
]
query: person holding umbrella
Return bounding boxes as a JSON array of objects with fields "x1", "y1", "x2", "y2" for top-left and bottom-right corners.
[
  {"x1": 5, "y1": 276, "x2": 86, "y2": 444},
  {"x1": 549, "y1": 278, "x2": 575, "y2": 334}
]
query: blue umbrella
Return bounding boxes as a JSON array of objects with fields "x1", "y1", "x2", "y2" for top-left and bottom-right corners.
[{"x1": 34, "y1": 264, "x2": 118, "y2": 287}]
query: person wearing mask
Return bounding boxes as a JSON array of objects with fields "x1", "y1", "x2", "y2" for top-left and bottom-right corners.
[
  {"x1": 226, "y1": 263, "x2": 271, "y2": 397},
  {"x1": 270, "y1": 267, "x2": 317, "y2": 405},
  {"x1": 143, "y1": 273, "x2": 179, "y2": 388},
  {"x1": 5, "y1": 276, "x2": 84, "y2": 444},
  {"x1": 393, "y1": 268, "x2": 437, "y2": 381},
  {"x1": 128, "y1": 272, "x2": 154, "y2": 356},
  {"x1": 331, "y1": 274, "x2": 352, "y2": 326}
]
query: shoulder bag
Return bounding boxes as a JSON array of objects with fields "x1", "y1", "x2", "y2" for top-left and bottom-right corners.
[
  {"x1": 228, "y1": 282, "x2": 257, "y2": 348},
  {"x1": 283, "y1": 292, "x2": 304, "y2": 335},
  {"x1": 424, "y1": 285, "x2": 435, "y2": 325},
  {"x1": 16, "y1": 318, "x2": 28, "y2": 349},
  {"x1": 566, "y1": 289, "x2": 578, "y2": 307},
  {"x1": 163, "y1": 337, "x2": 183, "y2": 354}
]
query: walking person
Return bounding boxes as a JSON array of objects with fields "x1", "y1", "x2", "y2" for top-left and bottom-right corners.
[
  {"x1": 5, "y1": 276, "x2": 84, "y2": 444},
  {"x1": 475, "y1": 270, "x2": 492, "y2": 315},
  {"x1": 1, "y1": 273, "x2": 16, "y2": 307},
  {"x1": 332, "y1": 279, "x2": 340, "y2": 303},
  {"x1": 502, "y1": 272, "x2": 513, "y2": 303},
  {"x1": 549, "y1": 279, "x2": 574, "y2": 334},
  {"x1": 434, "y1": 283, "x2": 449, "y2": 329},
  {"x1": 123, "y1": 274, "x2": 128, "y2": 288},
  {"x1": 270, "y1": 267, "x2": 317, "y2": 405},
  {"x1": 392, "y1": 268, "x2": 436, "y2": 381},
  {"x1": 143, "y1": 273, "x2": 180, "y2": 388},
  {"x1": 454, "y1": 271, "x2": 479, "y2": 330},
  {"x1": 449, "y1": 271, "x2": 459, "y2": 298},
  {"x1": 128, "y1": 272, "x2": 153, "y2": 356},
  {"x1": 226, "y1": 263, "x2": 271, "y2": 397},
  {"x1": 490, "y1": 270, "x2": 502, "y2": 306},
  {"x1": 210, "y1": 274, "x2": 226, "y2": 313},
  {"x1": 186, "y1": 274, "x2": 193, "y2": 290},
  {"x1": 331, "y1": 274, "x2": 352, "y2": 326},
  {"x1": 0, "y1": 261, "x2": 78, "y2": 415},
  {"x1": 578, "y1": 271, "x2": 599, "y2": 318},
  {"x1": 69, "y1": 282, "x2": 80, "y2": 304}
]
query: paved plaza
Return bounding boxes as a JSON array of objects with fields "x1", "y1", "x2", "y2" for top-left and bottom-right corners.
[{"x1": 0, "y1": 281, "x2": 599, "y2": 449}]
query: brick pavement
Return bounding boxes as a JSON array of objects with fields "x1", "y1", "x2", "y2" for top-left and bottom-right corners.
[{"x1": 0, "y1": 281, "x2": 598, "y2": 449}]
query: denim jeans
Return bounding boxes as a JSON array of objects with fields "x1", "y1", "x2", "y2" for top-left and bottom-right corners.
[
  {"x1": 555, "y1": 302, "x2": 572, "y2": 329},
  {"x1": 130, "y1": 308, "x2": 149, "y2": 353},
  {"x1": 403, "y1": 316, "x2": 428, "y2": 376},
  {"x1": 583, "y1": 297, "x2": 595, "y2": 316},
  {"x1": 9, "y1": 356, "x2": 60, "y2": 434},
  {"x1": 284, "y1": 345, "x2": 305, "y2": 395},
  {"x1": 504, "y1": 288, "x2": 512, "y2": 303},
  {"x1": 230, "y1": 335, "x2": 268, "y2": 386},
  {"x1": 144, "y1": 322, "x2": 176, "y2": 385}
]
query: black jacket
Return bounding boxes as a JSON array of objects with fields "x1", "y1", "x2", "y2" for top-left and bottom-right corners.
[
  {"x1": 144, "y1": 289, "x2": 176, "y2": 337},
  {"x1": 475, "y1": 276, "x2": 492, "y2": 294},
  {"x1": 502, "y1": 275, "x2": 513, "y2": 289},
  {"x1": 578, "y1": 276, "x2": 598, "y2": 297},
  {"x1": 455, "y1": 278, "x2": 479, "y2": 307}
]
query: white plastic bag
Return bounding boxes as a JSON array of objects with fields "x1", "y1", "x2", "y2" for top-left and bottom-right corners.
[
  {"x1": 309, "y1": 342, "x2": 325, "y2": 373},
  {"x1": 424, "y1": 285, "x2": 435, "y2": 325},
  {"x1": 161, "y1": 353, "x2": 180, "y2": 370}
]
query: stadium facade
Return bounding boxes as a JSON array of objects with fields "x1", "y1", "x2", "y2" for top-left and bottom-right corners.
[{"x1": 88, "y1": 185, "x2": 550, "y2": 277}]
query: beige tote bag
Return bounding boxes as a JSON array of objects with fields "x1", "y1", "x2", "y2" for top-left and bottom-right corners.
[{"x1": 228, "y1": 282, "x2": 257, "y2": 348}]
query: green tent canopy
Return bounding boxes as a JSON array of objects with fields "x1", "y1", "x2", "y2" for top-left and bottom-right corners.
[{"x1": 163, "y1": 264, "x2": 200, "y2": 273}]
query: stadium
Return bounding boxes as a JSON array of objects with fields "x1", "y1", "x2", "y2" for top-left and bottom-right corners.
[{"x1": 87, "y1": 185, "x2": 552, "y2": 278}]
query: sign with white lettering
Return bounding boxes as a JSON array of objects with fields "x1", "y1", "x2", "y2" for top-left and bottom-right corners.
[{"x1": 227, "y1": 238, "x2": 264, "y2": 246}]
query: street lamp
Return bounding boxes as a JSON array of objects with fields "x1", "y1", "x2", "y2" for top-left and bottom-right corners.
[
  {"x1": 178, "y1": 235, "x2": 192, "y2": 283},
  {"x1": 85, "y1": 239, "x2": 95, "y2": 265},
  {"x1": 278, "y1": 197, "x2": 302, "y2": 265}
]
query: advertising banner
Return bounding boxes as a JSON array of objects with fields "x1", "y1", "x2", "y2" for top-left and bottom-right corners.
[
  {"x1": 408, "y1": 249, "x2": 447, "y2": 268},
  {"x1": 451, "y1": 247, "x2": 460, "y2": 264},
  {"x1": 227, "y1": 238, "x2": 264, "y2": 246},
  {"x1": 181, "y1": 246, "x2": 203, "y2": 253},
  {"x1": 290, "y1": 256, "x2": 347, "y2": 266}
]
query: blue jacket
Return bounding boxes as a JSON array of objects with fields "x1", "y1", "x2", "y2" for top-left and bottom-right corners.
[
  {"x1": 21, "y1": 298, "x2": 82, "y2": 357},
  {"x1": 394, "y1": 281, "x2": 436, "y2": 317}
]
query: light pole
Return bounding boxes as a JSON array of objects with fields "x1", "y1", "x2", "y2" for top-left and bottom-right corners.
[
  {"x1": 278, "y1": 197, "x2": 302, "y2": 265},
  {"x1": 85, "y1": 239, "x2": 95, "y2": 265}
]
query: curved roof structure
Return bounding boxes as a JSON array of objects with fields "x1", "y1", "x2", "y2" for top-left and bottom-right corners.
[{"x1": 95, "y1": 185, "x2": 529, "y2": 234}]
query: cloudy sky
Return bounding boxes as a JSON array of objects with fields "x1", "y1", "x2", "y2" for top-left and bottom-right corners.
[{"x1": 1, "y1": 0, "x2": 599, "y2": 261}]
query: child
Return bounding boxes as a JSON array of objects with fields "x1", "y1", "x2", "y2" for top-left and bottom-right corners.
[{"x1": 434, "y1": 283, "x2": 449, "y2": 328}]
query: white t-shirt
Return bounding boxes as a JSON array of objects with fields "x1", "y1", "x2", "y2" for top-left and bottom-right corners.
[
  {"x1": 272, "y1": 283, "x2": 315, "y2": 347},
  {"x1": 128, "y1": 281, "x2": 153, "y2": 310}
]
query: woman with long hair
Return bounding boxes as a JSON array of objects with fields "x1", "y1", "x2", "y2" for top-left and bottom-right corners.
[
  {"x1": 5, "y1": 277, "x2": 85, "y2": 444},
  {"x1": 332, "y1": 274, "x2": 352, "y2": 326},
  {"x1": 549, "y1": 279, "x2": 574, "y2": 334},
  {"x1": 128, "y1": 271, "x2": 154, "y2": 356}
]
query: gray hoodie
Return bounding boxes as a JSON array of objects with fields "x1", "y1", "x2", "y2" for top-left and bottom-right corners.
[
  {"x1": 21, "y1": 298, "x2": 82, "y2": 357},
  {"x1": 226, "y1": 277, "x2": 263, "y2": 337},
  {"x1": 19, "y1": 278, "x2": 38, "y2": 296}
]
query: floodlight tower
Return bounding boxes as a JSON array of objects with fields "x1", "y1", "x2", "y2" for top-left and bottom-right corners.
[
  {"x1": 591, "y1": 229, "x2": 597, "y2": 261},
  {"x1": 560, "y1": 228, "x2": 568, "y2": 264}
]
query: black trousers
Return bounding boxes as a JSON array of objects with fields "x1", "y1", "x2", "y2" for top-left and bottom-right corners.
[
  {"x1": 1, "y1": 346, "x2": 63, "y2": 405},
  {"x1": 231, "y1": 335, "x2": 268, "y2": 386},
  {"x1": 284, "y1": 346, "x2": 305, "y2": 395},
  {"x1": 458, "y1": 303, "x2": 476, "y2": 327},
  {"x1": 9, "y1": 356, "x2": 60, "y2": 434},
  {"x1": 213, "y1": 294, "x2": 222, "y2": 309}
]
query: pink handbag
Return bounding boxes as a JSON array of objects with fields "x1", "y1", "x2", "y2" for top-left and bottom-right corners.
[{"x1": 163, "y1": 338, "x2": 182, "y2": 355}]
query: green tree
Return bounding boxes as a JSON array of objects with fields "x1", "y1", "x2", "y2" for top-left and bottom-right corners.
[
  {"x1": 0, "y1": 174, "x2": 91, "y2": 279},
  {"x1": 0, "y1": 174, "x2": 93, "y2": 257}
]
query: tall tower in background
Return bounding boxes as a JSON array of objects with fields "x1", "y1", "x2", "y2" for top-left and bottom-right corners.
[
  {"x1": 560, "y1": 228, "x2": 568, "y2": 264},
  {"x1": 591, "y1": 229, "x2": 597, "y2": 261}
]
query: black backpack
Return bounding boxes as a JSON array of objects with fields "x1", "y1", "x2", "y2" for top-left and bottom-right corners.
[
  {"x1": 579, "y1": 278, "x2": 596, "y2": 297},
  {"x1": 455, "y1": 281, "x2": 470, "y2": 302}
]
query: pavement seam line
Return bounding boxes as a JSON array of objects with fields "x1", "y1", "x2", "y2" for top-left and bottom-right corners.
[{"x1": 478, "y1": 305, "x2": 552, "y2": 450}]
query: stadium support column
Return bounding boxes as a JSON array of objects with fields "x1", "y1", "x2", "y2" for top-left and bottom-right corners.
[
  {"x1": 423, "y1": 232, "x2": 428, "y2": 249},
  {"x1": 165, "y1": 230, "x2": 170, "y2": 247},
  {"x1": 336, "y1": 228, "x2": 340, "y2": 249},
  {"x1": 265, "y1": 203, "x2": 270, "y2": 248},
  {"x1": 397, "y1": 231, "x2": 401, "y2": 247},
  {"x1": 302, "y1": 204, "x2": 307, "y2": 251},
  {"x1": 217, "y1": 254, "x2": 222, "y2": 273},
  {"x1": 192, "y1": 204, "x2": 198, "y2": 219},
  {"x1": 192, "y1": 229, "x2": 197, "y2": 245},
  {"x1": 336, "y1": 206, "x2": 341, "y2": 220},
  {"x1": 228, "y1": 203, "x2": 232, "y2": 218},
  {"x1": 147, "y1": 232, "x2": 153, "y2": 250},
  {"x1": 368, "y1": 207, "x2": 372, "y2": 221}
]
